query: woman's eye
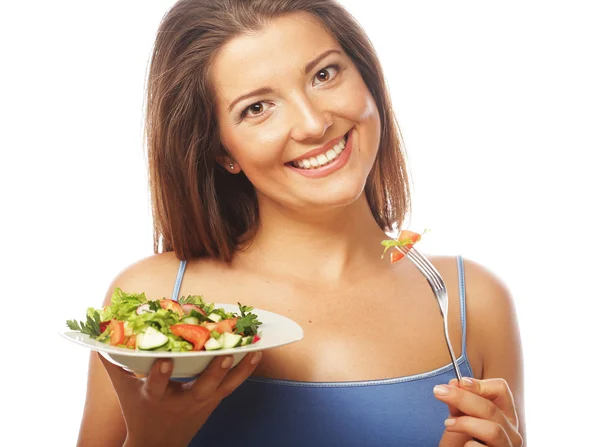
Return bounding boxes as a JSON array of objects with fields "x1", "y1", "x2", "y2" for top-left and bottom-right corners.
[
  {"x1": 313, "y1": 64, "x2": 340, "y2": 86},
  {"x1": 240, "y1": 102, "x2": 267, "y2": 120}
]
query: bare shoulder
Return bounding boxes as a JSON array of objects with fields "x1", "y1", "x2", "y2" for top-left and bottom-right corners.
[
  {"x1": 425, "y1": 255, "x2": 522, "y2": 376},
  {"x1": 428, "y1": 254, "x2": 516, "y2": 319},
  {"x1": 101, "y1": 251, "x2": 183, "y2": 306},
  {"x1": 430, "y1": 255, "x2": 526, "y2": 437}
]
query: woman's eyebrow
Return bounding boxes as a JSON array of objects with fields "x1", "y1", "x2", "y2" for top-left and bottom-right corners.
[
  {"x1": 227, "y1": 48, "x2": 341, "y2": 113},
  {"x1": 303, "y1": 48, "x2": 341, "y2": 74}
]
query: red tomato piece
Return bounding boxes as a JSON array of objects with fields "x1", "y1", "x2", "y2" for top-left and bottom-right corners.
[
  {"x1": 390, "y1": 251, "x2": 405, "y2": 263},
  {"x1": 125, "y1": 335, "x2": 136, "y2": 349},
  {"x1": 159, "y1": 299, "x2": 184, "y2": 316},
  {"x1": 109, "y1": 320, "x2": 125, "y2": 346},
  {"x1": 99, "y1": 321, "x2": 110, "y2": 334},
  {"x1": 202, "y1": 319, "x2": 235, "y2": 334},
  {"x1": 171, "y1": 324, "x2": 210, "y2": 351},
  {"x1": 252, "y1": 335, "x2": 261, "y2": 344},
  {"x1": 398, "y1": 230, "x2": 421, "y2": 244}
]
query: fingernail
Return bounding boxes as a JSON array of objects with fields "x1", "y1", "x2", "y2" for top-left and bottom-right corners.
[
  {"x1": 160, "y1": 361, "x2": 170, "y2": 375},
  {"x1": 461, "y1": 377, "x2": 474, "y2": 387},
  {"x1": 444, "y1": 418, "x2": 456, "y2": 426},
  {"x1": 251, "y1": 351, "x2": 262, "y2": 365},
  {"x1": 221, "y1": 356, "x2": 233, "y2": 369},
  {"x1": 433, "y1": 385, "x2": 450, "y2": 396}
]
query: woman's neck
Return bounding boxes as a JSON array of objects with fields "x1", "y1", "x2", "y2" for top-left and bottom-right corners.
[{"x1": 233, "y1": 193, "x2": 391, "y2": 284}]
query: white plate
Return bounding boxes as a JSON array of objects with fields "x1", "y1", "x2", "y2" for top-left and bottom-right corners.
[{"x1": 59, "y1": 304, "x2": 304, "y2": 378}]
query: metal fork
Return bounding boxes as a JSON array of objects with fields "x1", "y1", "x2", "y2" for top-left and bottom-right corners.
[{"x1": 395, "y1": 245, "x2": 463, "y2": 381}]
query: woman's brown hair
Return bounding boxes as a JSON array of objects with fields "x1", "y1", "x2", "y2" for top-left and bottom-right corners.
[{"x1": 146, "y1": 0, "x2": 411, "y2": 262}]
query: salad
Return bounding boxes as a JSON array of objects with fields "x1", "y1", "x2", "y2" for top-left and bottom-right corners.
[
  {"x1": 66, "y1": 289, "x2": 262, "y2": 352},
  {"x1": 381, "y1": 229, "x2": 425, "y2": 263}
]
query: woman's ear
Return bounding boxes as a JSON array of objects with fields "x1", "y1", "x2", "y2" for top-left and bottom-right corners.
[{"x1": 216, "y1": 155, "x2": 241, "y2": 174}]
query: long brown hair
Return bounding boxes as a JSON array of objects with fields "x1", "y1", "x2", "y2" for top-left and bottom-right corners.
[{"x1": 146, "y1": 0, "x2": 411, "y2": 263}]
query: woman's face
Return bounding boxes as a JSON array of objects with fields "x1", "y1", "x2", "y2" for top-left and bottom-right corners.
[{"x1": 212, "y1": 12, "x2": 381, "y2": 213}]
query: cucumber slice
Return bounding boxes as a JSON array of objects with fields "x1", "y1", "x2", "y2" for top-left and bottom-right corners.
[
  {"x1": 204, "y1": 337, "x2": 223, "y2": 351},
  {"x1": 181, "y1": 316, "x2": 199, "y2": 325},
  {"x1": 240, "y1": 336, "x2": 253, "y2": 346},
  {"x1": 222, "y1": 332, "x2": 243, "y2": 349},
  {"x1": 208, "y1": 313, "x2": 222, "y2": 322},
  {"x1": 210, "y1": 330, "x2": 221, "y2": 339},
  {"x1": 136, "y1": 326, "x2": 168, "y2": 350}
]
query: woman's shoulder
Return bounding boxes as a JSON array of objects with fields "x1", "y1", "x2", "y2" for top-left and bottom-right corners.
[
  {"x1": 427, "y1": 254, "x2": 512, "y2": 297},
  {"x1": 428, "y1": 254, "x2": 520, "y2": 367},
  {"x1": 427, "y1": 254, "x2": 516, "y2": 318},
  {"x1": 101, "y1": 251, "x2": 202, "y2": 306}
]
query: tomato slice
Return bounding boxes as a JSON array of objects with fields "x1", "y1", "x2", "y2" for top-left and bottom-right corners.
[
  {"x1": 398, "y1": 230, "x2": 421, "y2": 245},
  {"x1": 125, "y1": 335, "x2": 137, "y2": 349},
  {"x1": 99, "y1": 321, "x2": 110, "y2": 334},
  {"x1": 390, "y1": 251, "x2": 405, "y2": 263},
  {"x1": 109, "y1": 320, "x2": 125, "y2": 346},
  {"x1": 252, "y1": 335, "x2": 261, "y2": 344},
  {"x1": 171, "y1": 324, "x2": 210, "y2": 351},
  {"x1": 202, "y1": 319, "x2": 235, "y2": 334},
  {"x1": 159, "y1": 299, "x2": 184, "y2": 316}
]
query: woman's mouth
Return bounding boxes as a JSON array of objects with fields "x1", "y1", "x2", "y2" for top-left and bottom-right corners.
[
  {"x1": 285, "y1": 129, "x2": 354, "y2": 179},
  {"x1": 287, "y1": 131, "x2": 349, "y2": 170},
  {"x1": 292, "y1": 134, "x2": 348, "y2": 169}
]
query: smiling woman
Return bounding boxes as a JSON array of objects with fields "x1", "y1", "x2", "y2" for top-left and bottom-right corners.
[{"x1": 76, "y1": 1, "x2": 525, "y2": 447}]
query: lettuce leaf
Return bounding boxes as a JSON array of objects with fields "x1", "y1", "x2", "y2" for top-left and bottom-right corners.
[{"x1": 100, "y1": 288, "x2": 147, "y2": 321}]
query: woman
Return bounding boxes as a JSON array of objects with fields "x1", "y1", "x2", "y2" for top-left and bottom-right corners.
[{"x1": 78, "y1": 1, "x2": 525, "y2": 446}]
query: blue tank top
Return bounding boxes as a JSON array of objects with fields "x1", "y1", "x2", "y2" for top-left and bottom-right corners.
[{"x1": 173, "y1": 256, "x2": 474, "y2": 447}]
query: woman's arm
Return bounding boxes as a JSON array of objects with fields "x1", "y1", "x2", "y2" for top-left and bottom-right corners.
[
  {"x1": 76, "y1": 255, "x2": 263, "y2": 447},
  {"x1": 435, "y1": 258, "x2": 526, "y2": 446},
  {"x1": 77, "y1": 352, "x2": 127, "y2": 446},
  {"x1": 465, "y1": 259, "x2": 526, "y2": 441},
  {"x1": 77, "y1": 276, "x2": 131, "y2": 447}
]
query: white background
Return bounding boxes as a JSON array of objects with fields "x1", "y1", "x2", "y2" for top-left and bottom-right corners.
[{"x1": 1, "y1": 0, "x2": 598, "y2": 445}]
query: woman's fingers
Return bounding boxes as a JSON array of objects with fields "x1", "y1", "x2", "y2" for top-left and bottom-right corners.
[
  {"x1": 434, "y1": 384, "x2": 505, "y2": 424},
  {"x1": 445, "y1": 416, "x2": 510, "y2": 446},
  {"x1": 217, "y1": 351, "x2": 262, "y2": 397},
  {"x1": 141, "y1": 359, "x2": 173, "y2": 401},
  {"x1": 435, "y1": 381, "x2": 523, "y2": 447},
  {"x1": 191, "y1": 355, "x2": 238, "y2": 400},
  {"x1": 449, "y1": 378, "x2": 518, "y2": 427}
]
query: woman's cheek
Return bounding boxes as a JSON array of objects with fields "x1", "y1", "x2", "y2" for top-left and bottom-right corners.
[
  {"x1": 232, "y1": 131, "x2": 287, "y2": 170},
  {"x1": 334, "y1": 79, "x2": 379, "y2": 127}
]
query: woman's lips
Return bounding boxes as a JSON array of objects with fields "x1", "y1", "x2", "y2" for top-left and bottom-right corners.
[{"x1": 286, "y1": 129, "x2": 353, "y2": 178}]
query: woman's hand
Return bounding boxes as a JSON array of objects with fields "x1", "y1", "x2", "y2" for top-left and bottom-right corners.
[
  {"x1": 435, "y1": 377, "x2": 523, "y2": 447},
  {"x1": 98, "y1": 351, "x2": 262, "y2": 447}
]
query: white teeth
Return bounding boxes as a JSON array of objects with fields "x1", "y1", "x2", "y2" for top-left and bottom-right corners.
[{"x1": 292, "y1": 133, "x2": 348, "y2": 169}]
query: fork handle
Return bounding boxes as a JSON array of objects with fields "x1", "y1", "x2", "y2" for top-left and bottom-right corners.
[{"x1": 441, "y1": 311, "x2": 462, "y2": 381}]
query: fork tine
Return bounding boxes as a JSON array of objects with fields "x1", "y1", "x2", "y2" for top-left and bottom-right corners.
[
  {"x1": 398, "y1": 247, "x2": 443, "y2": 290},
  {"x1": 401, "y1": 251, "x2": 443, "y2": 298},
  {"x1": 406, "y1": 248, "x2": 445, "y2": 288},
  {"x1": 395, "y1": 245, "x2": 462, "y2": 383}
]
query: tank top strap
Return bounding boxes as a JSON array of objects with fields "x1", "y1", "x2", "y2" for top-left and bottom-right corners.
[
  {"x1": 171, "y1": 260, "x2": 188, "y2": 301},
  {"x1": 456, "y1": 255, "x2": 468, "y2": 359}
]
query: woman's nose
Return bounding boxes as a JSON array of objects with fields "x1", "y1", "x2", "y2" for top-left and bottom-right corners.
[{"x1": 289, "y1": 95, "x2": 333, "y2": 142}]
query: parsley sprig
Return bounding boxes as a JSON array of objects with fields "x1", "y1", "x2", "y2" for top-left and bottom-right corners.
[
  {"x1": 67, "y1": 309, "x2": 102, "y2": 337},
  {"x1": 234, "y1": 303, "x2": 262, "y2": 336}
]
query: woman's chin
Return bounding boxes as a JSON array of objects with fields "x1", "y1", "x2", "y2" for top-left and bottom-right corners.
[{"x1": 295, "y1": 186, "x2": 367, "y2": 211}]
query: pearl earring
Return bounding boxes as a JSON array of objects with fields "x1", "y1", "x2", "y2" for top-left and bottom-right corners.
[{"x1": 229, "y1": 163, "x2": 235, "y2": 170}]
